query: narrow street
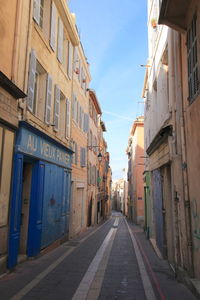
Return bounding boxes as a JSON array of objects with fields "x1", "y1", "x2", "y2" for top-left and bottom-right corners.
[{"x1": 0, "y1": 213, "x2": 196, "y2": 300}]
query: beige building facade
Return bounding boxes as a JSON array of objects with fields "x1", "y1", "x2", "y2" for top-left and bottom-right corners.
[
  {"x1": 127, "y1": 117, "x2": 144, "y2": 224},
  {"x1": 159, "y1": 0, "x2": 200, "y2": 284},
  {"x1": 0, "y1": 0, "x2": 26, "y2": 274}
]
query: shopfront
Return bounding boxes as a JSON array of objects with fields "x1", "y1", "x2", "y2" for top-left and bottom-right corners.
[{"x1": 8, "y1": 122, "x2": 72, "y2": 269}]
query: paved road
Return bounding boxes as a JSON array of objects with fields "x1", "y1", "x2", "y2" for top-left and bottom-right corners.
[{"x1": 0, "y1": 213, "x2": 197, "y2": 300}]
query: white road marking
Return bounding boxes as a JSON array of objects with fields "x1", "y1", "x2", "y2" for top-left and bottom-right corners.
[
  {"x1": 72, "y1": 220, "x2": 118, "y2": 300},
  {"x1": 10, "y1": 219, "x2": 111, "y2": 300},
  {"x1": 125, "y1": 219, "x2": 157, "y2": 300}
]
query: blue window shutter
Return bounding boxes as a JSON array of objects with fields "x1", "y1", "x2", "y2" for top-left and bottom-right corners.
[
  {"x1": 27, "y1": 49, "x2": 36, "y2": 112},
  {"x1": 66, "y1": 98, "x2": 70, "y2": 138},
  {"x1": 45, "y1": 74, "x2": 52, "y2": 124},
  {"x1": 33, "y1": 0, "x2": 40, "y2": 25},
  {"x1": 54, "y1": 85, "x2": 60, "y2": 131},
  {"x1": 57, "y1": 18, "x2": 63, "y2": 63},
  {"x1": 50, "y1": 1, "x2": 57, "y2": 51}
]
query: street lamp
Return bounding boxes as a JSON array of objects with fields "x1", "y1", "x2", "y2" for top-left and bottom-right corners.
[{"x1": 97, "y1": 152, "x2": 102, "y2": 162}]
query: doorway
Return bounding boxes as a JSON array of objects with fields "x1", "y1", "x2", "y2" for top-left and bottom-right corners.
[{"x1": 19, "y1": 163, "x2": 32, "y2": 261}]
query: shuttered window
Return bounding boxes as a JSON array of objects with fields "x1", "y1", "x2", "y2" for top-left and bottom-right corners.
[
  {"x1": 54, "y1": 85, "x2": 60, "y2": 131},
  {"x1": 76, "y1": 101, "x2": 79, "y2": 124},
  {"x1": 50, "y1": 1, "x2": 57, "y2": 51},
  {"x1": 74, "y1": 142, "x2": 78, "y2": 165},
  {"x1": 79, "y1": 105, "x2": 82, "y2": 128},
  {"x1": 27, "y1": 49, "x2": 37, "y2": 112},
  {"x1": 187, "y1": 14, "x2": 199, "y2": 102},
  {"x1": 83, "y1": 113, "x2": 89, "y2": 133},
  {"x1": 33, "y1": 0, "x2": 40, "y2": 25},
  {"x1": 67, "y1": 41, "x2": 73, "y2": 79},
  {"x1": 80, "y1": 147, "x2": 86, "y2": 167},
  {"x1": 45, "y1": 74, "x2": 52, "y2": 124},
  {"x1": 57, "y1": 18, "x2": 63, "y2": 63},
  {"x1": 66, "y1": 98, "x2": 70, "y2": 138}
]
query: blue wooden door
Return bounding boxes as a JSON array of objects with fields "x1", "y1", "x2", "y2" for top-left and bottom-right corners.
[
  {"x1": 27, "y1": 161, "x2": 45, "y2": 257},
  {"x1": 153, "y1": 169, "x2": 164, "y2": 255},
  {"x1": 8, "y1": 154, "x2": 24, "y2": 269}
]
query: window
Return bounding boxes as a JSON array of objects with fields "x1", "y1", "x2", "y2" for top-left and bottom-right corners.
[
  {"x1": 27, "y1": 49, "x2": 48, "y2": 121},
  {"x1": 50, "y1": 1, "x2": 57, "y2": 51},
  {"x1": 80, "y1": 147, "x2": 86, "y2": 167},
  {"x1": 66, "y1": 98, "x2": 70, "y2": 138},
  {"x1": 54, "y1": 85, "x2": 60, "y2": 131},
  {"x1": 33, "y1": 0, "x2": 51, "y2": 40},
  {"x1": 57, "y1": 17, "x2": 63, "y2": 63},
  {"x1": 72, "y1": 141, "x2": 78, "y2": 165},
  {"x1": 187, "y1": 14, "x2": 199, "y2": 102},
  {"x1": 59, "y1": 91, "x2": 66, "y2": 136}
]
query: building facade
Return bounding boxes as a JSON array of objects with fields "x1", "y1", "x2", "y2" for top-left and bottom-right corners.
[
  {"x1": 143, "y1": 0, "x2": 199, "y2": 282},
  {"x1": 7, "y1": 0, "x2": 79, "y2": 269},
  {"x1": 159, "y1": 0, "x2": 200, "y2": 283},
  {"x1": 0, "y1": 0, "x2": 26, "y2": 274},
  {"x1": 87, "y1": 89, "x2": 102, "y2": 226},
  {"x1": 126, "y1": 117, "x2": 144, "y2": 224}
]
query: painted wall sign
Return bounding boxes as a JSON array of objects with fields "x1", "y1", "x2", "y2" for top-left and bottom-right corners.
[{"x1": 16, "y1": 126, "x2": 72, "y2": 168}]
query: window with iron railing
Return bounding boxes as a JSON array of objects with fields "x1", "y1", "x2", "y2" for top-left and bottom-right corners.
[{"x1": 187, "y1": 14, "x2": 199, "y2": 102}]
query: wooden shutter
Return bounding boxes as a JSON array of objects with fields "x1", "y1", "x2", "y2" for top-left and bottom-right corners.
[
  {"x1": 27, "y1": 49, "x2": 36, "y2": 112},
  {"x1": 74, "y1": 46, "x2": 78, "y2": 72},
  {"x1": 54, "y1": 85, "x2": 60, "y2": 131},
  {"x1": 78, "y1": 61, "x2": 81, "y2": 82},
  {"x1": 75, "y1": 142, "x2": 78, "y2": 165},
  {"x1": 50, "y1": 1, "x2": 57, "y2": 51},
  {"x1": 57, "y1": 18, "x2": 63, "y2": 63},
  {"x1": 66, "y1": 98, "x2": 70, "y2": 138},
  {"x1": 81, "y1": 147, "x2": 86, "y2": 167},
  {"x1": 45, "y1": 74, "x2": 52, "y2": 124},
  {"x1": 67, "y1": 41, "x2": 73, "y2": 79},
  {"x1": 76, "y1": 101, "x2": 79, "y2": 124},
  {"x1": 33, "y1": 0, "x2": 40, "y2": 25},
  {"x1": 79, "y1": 105, "x2": 82, "y2": 128},
  {"x1": 84, "y1": 113, "x2": 89, "y2": 133}
]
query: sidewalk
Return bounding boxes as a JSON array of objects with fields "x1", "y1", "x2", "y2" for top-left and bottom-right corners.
[{"x1": 127, "y1": 220, "x2": 198, "y2": 300}]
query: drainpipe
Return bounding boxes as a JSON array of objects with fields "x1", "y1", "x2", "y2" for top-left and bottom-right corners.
[
  {"x1": 168, "y1": 29, "x2": 177, "y2": 267},
  {"x1": 11, "y1": 0, "x2": 22, "y2": 83},
  {"x1": 177, "y1": 32, "x2": 194, "y2": 276}
]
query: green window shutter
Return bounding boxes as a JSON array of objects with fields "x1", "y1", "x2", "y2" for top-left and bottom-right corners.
[
  {"x1": 57, "y1": 18, "x2": 63, "y2": 63},
  {"x1": 66, "y1": 98, "x2": 70, "y2": 138},
  {"x1": 45, "y1": 74, "x2": 52, "y2": 124},
  {"x1": 67, "y1": 41, "x2": 73, "y2": 79},
  {"x1": 33, "y1": 0, "x2": 40, "y2": 25},
  {"x1": 27, "y1": 49, "x2": 36, "y2": 112},
  {"x1": 54, "y1": 85, "x2": 60, "y2": 131},
  {"x1": 50, "y1": 1, "x2": 57, "y2": 51}
]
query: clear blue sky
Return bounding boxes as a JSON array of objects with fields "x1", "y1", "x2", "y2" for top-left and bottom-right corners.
[{"x1": 69, "y1": 0, "x2": 148, "y2": 180}]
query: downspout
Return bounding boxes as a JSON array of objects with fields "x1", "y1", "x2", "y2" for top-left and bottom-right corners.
[
  {"x1": 168, "y1": 29, "x2": 177, "y2": 267},
  {"x1": 177, "y1": 33, "x2": 194, "y2": 276},
  {"x1": 11, "y1": 0, "x2": 22, "y2": 84}
]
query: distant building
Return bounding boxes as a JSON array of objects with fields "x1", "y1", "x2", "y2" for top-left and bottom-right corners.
[{"x1": 126, "y1": 117, "x2": 144, "y2": 224}]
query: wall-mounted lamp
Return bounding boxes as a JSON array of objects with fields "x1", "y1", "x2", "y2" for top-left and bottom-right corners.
[{"x1": 97, "y1": 152, "x2": 102, "y2": 162}]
